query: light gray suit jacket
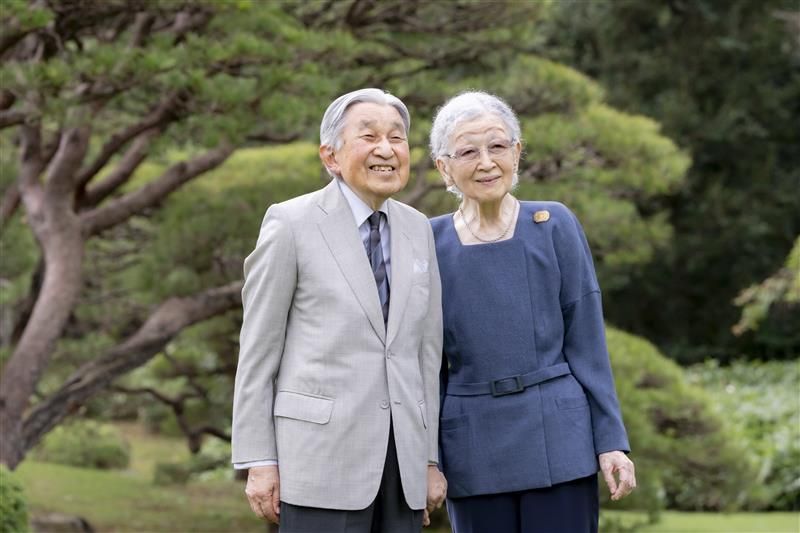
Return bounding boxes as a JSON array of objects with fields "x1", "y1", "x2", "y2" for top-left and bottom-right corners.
[{"x1": 232, "y1": 180, "x2": 443, "y2": 511}]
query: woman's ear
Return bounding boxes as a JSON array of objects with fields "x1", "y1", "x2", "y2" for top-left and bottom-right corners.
[
  {"x1": 319, "y1": 145, "x2": 340, "y2": 175},
  {"x1": 435, "y1": 158, "x2": 453, "y2": 187},
  {"x1": 513, "y1": 140, "x2": 522, "y2": 168}
]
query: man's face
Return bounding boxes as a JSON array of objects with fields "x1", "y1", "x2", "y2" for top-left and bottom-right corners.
[{"x1": 321, "y1": 102, "x2": 410, "y2": 209}]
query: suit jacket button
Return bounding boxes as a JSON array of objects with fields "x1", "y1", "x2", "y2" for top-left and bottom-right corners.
[{"x1": 380, "y1": 400, "x2": 389, "y2": 409}]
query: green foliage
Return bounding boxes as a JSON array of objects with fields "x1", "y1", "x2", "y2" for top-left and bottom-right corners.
[
  {"x1": 1, "y1": 0, "x2": 53, "y2": 32},
  {"x1": 15, "y1": 460, "x2": 263, "y2": 532},
  {"x1": 516, "y1": 102, "x2": 688, "y2": 290},
  {"x1": 128, "y1": 144, "x2": 322, "y2": 304},
  {"x1": 607, "y1": 328, "x2": 760, "y2": 511},
  {"x1": 545, "y1": 0, "x2": 800, "y2": 361},
  {"x1": 733, "y1": 238, "x2": 800, "y2": 355},
  {"x1": 2, "y1": 0, "x2": 694, "y2": 471},
  {"x1": 153, "y1": 439, "x2": 232, "y2": 485},
  {"x1": 0, "y1": 465, "x2": 28, "y2": 533},
  {"x1": 32, "y1": 420, "x2": 130, "y2": 470},
  {"x1": 687, "y1": 360, "x2": 800, "y2": 511},
  {"x1": 152, "y1": 461, "x2": 192, "y2": 486}
]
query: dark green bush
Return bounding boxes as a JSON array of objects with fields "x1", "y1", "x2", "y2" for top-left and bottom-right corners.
[
  {"x1": 32, "y1": 420, "x2": 130, "y2": 470},
  {"x1": 607, "y1": 327, "x2": 760, "y2": 511},
  {"x1": 0, "y1": 464, "x2": 29, "y2": 533}
]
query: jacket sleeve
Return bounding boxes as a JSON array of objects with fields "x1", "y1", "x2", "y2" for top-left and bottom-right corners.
[
  {"x1": 231, "y1": 203, "x2": 297, "y2": 464},
  {"x1": 552, "y1": 205, "x2": 630, "y2": 455},
  {"x1": 419, "y1": 221, "x2": 444, "y2": 464}
]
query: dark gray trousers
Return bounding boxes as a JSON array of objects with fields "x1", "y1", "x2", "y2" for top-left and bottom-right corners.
[{"x1": 279, "y1": 425, "x2": 423, "y2": 533}]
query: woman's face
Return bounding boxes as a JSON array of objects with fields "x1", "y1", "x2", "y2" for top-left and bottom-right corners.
[{"x1": 437, "y1": 115, "x2": 521, "y2": 205}]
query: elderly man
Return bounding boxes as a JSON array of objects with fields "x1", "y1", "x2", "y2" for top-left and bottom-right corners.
[{"x1": 232, "y1": 88, "x2": 446, "y2": 532}]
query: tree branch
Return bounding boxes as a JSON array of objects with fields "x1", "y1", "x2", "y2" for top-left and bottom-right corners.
[
  {"x1": 16, "y1": 122, "x2": 46, "y2": 223},
  {"x1": 0, "y1": 109, "x2": 28, "y2": 129},
  {"x1": 397, "y1": 157, "x2": 443, "y2": 208},
  {"x1": 0, "y1": 90, "x2": 16, "y2": 110},
  {"x1": 81, "y1": 143, "x2": 234, "y2": 236},
  {"x1": 20, "y1": 281, "x2": 243, "y2": 455},
  {"x1": 74, "y1": 94, "x2": 181, "y2": 190},
  {"x1": 129, "y1": 12, "x2": 155, "y2": 48},
  {"x1": 80, "y1": 127, "x2": 159, "y2": 208},
  {"x1": 0, "y1": 22, "x2": 37, "y2": 58},
  {"x1": 245, "y1": 131, "x2": 301, "y2": 144},
  {"x1": 44, "y1": 125, "x2": 91, "y2": 200},
  {"x1": 0, "y1": 184, "x2": 21, "y2": 233}
]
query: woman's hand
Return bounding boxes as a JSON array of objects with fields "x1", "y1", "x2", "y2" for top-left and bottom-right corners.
[
  {"x1": 598, "y1": 451, "x2": 636, "y2": 501},
  {"x1": 423, "y1": 465, "x2": 447, "y2": 526}
]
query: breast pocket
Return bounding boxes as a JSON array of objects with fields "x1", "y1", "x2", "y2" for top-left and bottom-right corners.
[{"x1": 274, "y1": 390, "x2": 334, "y2": 424}]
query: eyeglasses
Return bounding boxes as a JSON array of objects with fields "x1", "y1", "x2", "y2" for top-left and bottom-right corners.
[{"x1": 444, "y1": 140, "x2": 514, "y2": 163}]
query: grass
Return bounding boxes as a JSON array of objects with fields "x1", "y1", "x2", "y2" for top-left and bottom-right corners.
[
  {"x1": 14, "y1": 423, "x2": 800, "y2": 532},
  {"x1": 16, "y1": 423, "x2": 263, "y2": 532},
  {"x1": 603, "y1": 510, "x2": 799, "y2": 532}
]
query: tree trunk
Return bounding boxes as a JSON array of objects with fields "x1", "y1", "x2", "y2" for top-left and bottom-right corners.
[
  {"x1": 16, "y1": 281, "x2": 242, "y2": 464},
  {"x1": 0, "y1": 217, "x2": 84, "y2": 468}
]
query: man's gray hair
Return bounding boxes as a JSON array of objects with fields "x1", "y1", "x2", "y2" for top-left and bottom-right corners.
[
  {"x1": 429, "y1": 91, "x2": 522, "y2": 197},
  {"x1": 320, "y1": 88, "x2": 411, "y2": 150}
]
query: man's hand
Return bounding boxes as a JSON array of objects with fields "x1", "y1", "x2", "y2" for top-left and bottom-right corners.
[
  {"x1": 598, "y1": 451, "x2": 636, "y2": 501},
  {"x1": 245, "y1": 465, "x2": 281, "y2": 523},
  {"x1": 423, "y1": 465, "x2": 447, "y2": 527}
]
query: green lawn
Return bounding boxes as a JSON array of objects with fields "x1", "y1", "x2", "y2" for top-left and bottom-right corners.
[
  {"x1": 14, "y1": 423, "x2": 799, "y2": 532},
  {"x1": 603, "y1": 510, "x2": 799, "y2": 532},
  {"x1": 16, "y1": 423, "x2": 264, "y2": 532}
]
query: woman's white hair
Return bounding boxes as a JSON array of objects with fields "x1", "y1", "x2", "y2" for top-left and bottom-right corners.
[{"x1": 429, "y1": 91, "x2": 522, "y2": 197}]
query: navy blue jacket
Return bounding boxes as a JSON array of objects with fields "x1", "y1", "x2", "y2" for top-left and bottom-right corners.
[{"x1": 431, "y1": 201, "x2": 629, "y2": 498}]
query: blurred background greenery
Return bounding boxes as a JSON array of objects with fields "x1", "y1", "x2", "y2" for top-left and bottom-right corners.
[{"x1": 0, "y1": 0, "x2": 797, "y2": 531}]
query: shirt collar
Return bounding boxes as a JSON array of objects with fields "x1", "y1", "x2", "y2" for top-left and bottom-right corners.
[{"x1": 336, "y1": 179, "x2": 389, "y2": 228}]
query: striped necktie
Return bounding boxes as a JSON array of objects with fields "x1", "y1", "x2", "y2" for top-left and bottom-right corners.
[{"x1": 367, "y1": 211, "x2": 390, "y2": 325}]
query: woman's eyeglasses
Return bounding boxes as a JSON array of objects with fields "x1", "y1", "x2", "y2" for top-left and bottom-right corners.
[{"x1": 444, "y1": 140, "x2": 513, "y2": 162}]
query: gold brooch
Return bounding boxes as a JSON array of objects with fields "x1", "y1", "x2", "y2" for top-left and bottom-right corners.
[{"x1": 533, "y1": 210, "x2": 550, "y2": 223}]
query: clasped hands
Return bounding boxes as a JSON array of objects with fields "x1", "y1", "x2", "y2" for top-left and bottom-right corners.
[{"x1": 245, "y1": 464, "x2": 448, "y2": 527}]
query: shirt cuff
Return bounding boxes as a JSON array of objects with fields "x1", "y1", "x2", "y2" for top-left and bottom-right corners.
[{"x1": 233, "y1": 459, "x2": 278, "y2": 470}]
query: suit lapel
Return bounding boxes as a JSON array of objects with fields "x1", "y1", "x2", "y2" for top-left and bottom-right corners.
[
  {"x1": 317, "y1": 181, "x2": 386, "y2": 344},
  {"x1": 386, "y1": 201, "x2": 412, "y2": 347}
]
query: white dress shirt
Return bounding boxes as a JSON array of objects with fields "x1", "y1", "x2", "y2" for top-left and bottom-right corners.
[{"x1": 234, "y1": 179, "x2": 392, "y2": 470}]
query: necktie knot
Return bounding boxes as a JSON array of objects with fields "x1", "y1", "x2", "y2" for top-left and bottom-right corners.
[{"x1": 368, "y1": 211, "x2": 382, "y2": 231}]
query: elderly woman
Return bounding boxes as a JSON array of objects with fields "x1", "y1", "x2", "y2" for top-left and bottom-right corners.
[{"x1": 429, "y1": 91, "x2": 636, "y2": 533}]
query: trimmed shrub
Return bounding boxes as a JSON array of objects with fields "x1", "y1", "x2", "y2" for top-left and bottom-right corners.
[
  {"x1": 607, "y1": 327, "x2": 760, "y2": 512},
  {"x1": 32, "y1": 419, "x2": 130, "y2": 470},
  {"x1": 0, "y1": 464, "x2": 29, "y2": 533},
  {"x1": 153, "y1": 462, "x2": 193, "y2": 485},
  {"x1": 154, "y1": 439, "x2": 232, "y2": 485}
]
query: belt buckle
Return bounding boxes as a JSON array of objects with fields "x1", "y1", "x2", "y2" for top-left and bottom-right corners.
[{"x1": 490, "y1": 375, "x2": 524, "y2": 397}]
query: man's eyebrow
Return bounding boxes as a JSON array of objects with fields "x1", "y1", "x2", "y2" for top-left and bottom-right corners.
[{"x1": 357, "y1": 120, "x2": 405, "y2": 131}]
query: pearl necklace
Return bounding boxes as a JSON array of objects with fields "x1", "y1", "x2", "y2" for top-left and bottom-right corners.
[{"x1": 458, "y1": 199, "x2": 519, "y2": 243}]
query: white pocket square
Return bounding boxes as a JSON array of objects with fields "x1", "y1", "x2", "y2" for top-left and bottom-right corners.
[{"x1": 413, "y1": 259, "x2": 429, "y2": 273}]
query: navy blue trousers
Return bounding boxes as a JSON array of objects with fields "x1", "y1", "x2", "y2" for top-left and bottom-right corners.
[{"x1": 446, "y1": 474, "x2": 598, "y2": 533}]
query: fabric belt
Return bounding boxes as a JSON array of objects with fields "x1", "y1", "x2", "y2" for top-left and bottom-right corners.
[{"x1": 446, "y1": 362, "x2": 571, "y2": 397}]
